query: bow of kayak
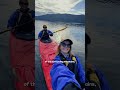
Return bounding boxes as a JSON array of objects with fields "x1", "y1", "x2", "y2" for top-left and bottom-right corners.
[{"x1": 39, "y1": 39, "x2": 58, "y2": 90}]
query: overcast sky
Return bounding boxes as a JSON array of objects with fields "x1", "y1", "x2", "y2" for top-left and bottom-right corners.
[{"x1": 35, "y1": 0, "x2": 85, "y2": 16}]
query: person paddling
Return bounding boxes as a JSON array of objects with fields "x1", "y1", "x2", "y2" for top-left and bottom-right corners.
[
  {"x1": 38, "y1": 25, "x2": 53, "y2": 43},
  {"x1": 7, "y1": 0, "x2": 35, "y2": 90},
  {"x1": 50, "y1": 39, "x2": 85, "y2": 90},
  {"x1": 7, "y1": 0, "x2": 35, "y2": 40}
]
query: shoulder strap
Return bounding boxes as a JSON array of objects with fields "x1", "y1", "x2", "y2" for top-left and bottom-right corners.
[
  {"x1": 16, "y1": 9, "x2": 22, "y2": 25},
  {"x1": 16, "y1": 9, "x2": 33, "y2": 25},
  {"x1": 58, "y1": 53, "x2": 68, "y2": 66},
  {"x1": 65, "y1": 61, "x2": 69, "y2": 67},
  {"x1": 59, "y1": 53, "x2": 77, "y2": 66},
  {"x1": 40, "y1": 30, "x2": 45, "y2": 39},
  {"x1": 27, "y1": 9, "x2": 33, "y2": 18},
  {"x1": 72, "y1": 56, "x2": 77, "y2": 64}
]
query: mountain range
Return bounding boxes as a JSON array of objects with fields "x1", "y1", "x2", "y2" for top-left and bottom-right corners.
[{"x1": 35, "y1": 14, "x2": 85, "y2": 23}]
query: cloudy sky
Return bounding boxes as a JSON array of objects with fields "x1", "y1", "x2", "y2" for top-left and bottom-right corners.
[{"x1": 35, "y1": 0, "x2": 85, "y2": 16}]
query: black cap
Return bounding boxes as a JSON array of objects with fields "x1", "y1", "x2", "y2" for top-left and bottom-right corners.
[
  {"x1": 43, "y1": 25, "x2": 47, "y2": 28},
  {"x1": 19, "y1": 0, "x2": 29, "y2": 5},
  {"x1": 61, "y1": 39, "x2": 73, "y2": 45}
]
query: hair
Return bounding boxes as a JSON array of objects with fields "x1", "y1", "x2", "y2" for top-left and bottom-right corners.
[
  {"x1": 19, "y1": 0, "x2": 28, "y2": 4},
  {"x1": 56, "y1": 43, "x2": 73, "y2": 57}
]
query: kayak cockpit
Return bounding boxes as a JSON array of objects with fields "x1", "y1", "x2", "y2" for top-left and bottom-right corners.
[{"x1": 40, "y1": 38, "x2": 52, "y2": 43}]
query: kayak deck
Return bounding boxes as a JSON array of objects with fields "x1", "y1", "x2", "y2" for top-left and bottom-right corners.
[
  {"x1": 10, "y1": 33, "x2": 35, "y2": 67},
  {"x1": 10, "y1": 33, "x2": 35, "y2": 90},
  {"x1": 39, "y1": 40, "x2": 58, "y2": 90}
]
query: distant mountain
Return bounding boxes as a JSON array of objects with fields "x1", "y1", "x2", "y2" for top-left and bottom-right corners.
[
  {"x1": 72, "y1": 0, "x2": 85, "y2": 10},
  {"x1": 35, "y1": 14, "x2": 85, "y2": 23}
]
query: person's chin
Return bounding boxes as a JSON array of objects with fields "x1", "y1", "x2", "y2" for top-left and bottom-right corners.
[
  {"x1": 63, "y1": 50, "x2": 69, "y2": 53},
  {"x1": 22, "y1": 7, "x2": 28, "y2": 9}
]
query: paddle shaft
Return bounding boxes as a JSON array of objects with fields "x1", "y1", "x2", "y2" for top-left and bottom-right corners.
[
  {"x1": 0, "y1": 29, "x2": 10, "y2": 34},
  {"x1": 37, "y1": 26, "x2": 68, "y2": 40},
  {"x1": 0, "y1": 25, "x2": 67, "y2": 41},
  {"x1": 0, "y1": 19, "x2": 34, "y2": 34}
]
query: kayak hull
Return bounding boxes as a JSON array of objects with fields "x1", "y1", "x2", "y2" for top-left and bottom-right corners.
[
  {"x1": 39, "y1": 40, "x2": 58, "y2": 90},
  {"x1": 10, "y1": 33, "x2": 35, "y2": 90}
]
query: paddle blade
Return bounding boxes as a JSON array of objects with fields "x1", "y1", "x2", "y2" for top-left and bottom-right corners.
[
  {"x1": 53, "y1": 27, "x2": 68, "y2": 33},
  {"x1": 0, "y1": 30, "x2": 10, "y2": 34}
]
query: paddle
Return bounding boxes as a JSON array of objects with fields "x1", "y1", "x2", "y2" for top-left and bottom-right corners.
[
  {"x1": 0, "y1": 19, "x2": 34, "y2": 34},
  {"x1": 0, "y1": 29, "x2": 10, "y2": 34},
  {"x1": 0, "y1": 24, "x2": 68, "y2": 41},
  {"x1": 36, "y1": 26, "x2": 68, "y2": 40},
  {"x1": 0, "y1": 25, "x2": 67, "y2": 35},
  {"x1": 53, "y1": 26, "x2": 67, "y2": 33}
]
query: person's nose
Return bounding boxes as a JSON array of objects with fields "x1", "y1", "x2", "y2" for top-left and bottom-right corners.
[{"x1": 64, "y1": 45, "x2": 68, "y2": 48}]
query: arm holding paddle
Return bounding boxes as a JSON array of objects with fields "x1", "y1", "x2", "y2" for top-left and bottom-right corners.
[
  {"x1": 37, "y1": 26, "x2": 68, "y2": 41},
  {"x1": 0, "y1": 13, "x2": 16, "y2": 34},
  {"x1": 38, "y1": 31, "x2": 43, "y2": 39},
  {"x1": 7, "y1": 11, "x2": 18, "y2": 32},
  {"x1": 38, "y1": 30, "x2": 53, "y2": 42},
  {"x1": 48, "y1": 30, "x2": 53, "y2": 36}
]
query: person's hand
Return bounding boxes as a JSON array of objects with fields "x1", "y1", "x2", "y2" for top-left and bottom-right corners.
[
  {"x1": 50, "y1": 34, "x2": 53, "y2": 36},
  {"x1": 38, "y1": 37, "x2": 41, "y2": 40},
  {"x1": 8, "y1": 27, "x2": 15, "y2": 32}
]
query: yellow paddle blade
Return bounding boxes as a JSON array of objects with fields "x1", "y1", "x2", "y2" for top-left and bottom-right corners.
[{"x1": 53, "y1": 26, "x2": 67, "y2": 33}]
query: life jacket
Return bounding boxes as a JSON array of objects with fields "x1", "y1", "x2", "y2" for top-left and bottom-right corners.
[
  {"x1": 13, "y1": 9, "x2": 35, "y2": 41},
  {"x1": 41, "y1": 30, "x2": 50, "y2": 40},
  {"x1": 58, "y1": 53, "x2": 77, "y2": 72},
  {"x1": 15, "y1": 8, "x2": 34, "y2": 33},
  {"x1": 58, "y1": 53, "x2": 85, "y2": 89},
  {"x1": 86, "y1": 64, "x2": 101, "y2": 90}
]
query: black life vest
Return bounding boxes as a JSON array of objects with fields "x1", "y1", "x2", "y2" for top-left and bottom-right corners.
[
  {"x1": 13, "y1": 9, "x2": 35, "y2": 41},
  {"x1": 15, "y1": 8, "x2": 34, "y2": 33},
  {"x1": 41, "y1": 30, "x2": 50, "y2": 40},
  {"x1": 58, "y1": 53, "x2": 85, "y2": 89},
  {"x1": 58, "y1": 53, "x2": 77, "y2": 72}
]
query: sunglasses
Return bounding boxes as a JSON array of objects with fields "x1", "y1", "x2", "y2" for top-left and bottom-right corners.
[
  {"x1": 19, "y1": 2, "x2": 28, "y2": 5},
  {"x1": 43, "y1": 27, "x2": 47, "y2": 28},
  {"x1": 61, "y1": 42, "x2": 71, "y2": 48}
]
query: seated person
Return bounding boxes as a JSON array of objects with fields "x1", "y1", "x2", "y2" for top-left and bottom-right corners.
[
  {"x1": 38, "y1": 25, "x2": 53, "y2": 43},
  {"x1": 50, "y1": 39, "x2": 85, "y2": 90}
]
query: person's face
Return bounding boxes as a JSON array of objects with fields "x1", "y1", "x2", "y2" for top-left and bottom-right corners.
[
  {"x1": 19, "y1": 0, "x2": 29, "y2": 10},
  {"x1": 60, "y1": 41, "x2": 71, "y2": 54},
  {"x1": 43, "y1": 27, "x2": 47, "y2": 30}
]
